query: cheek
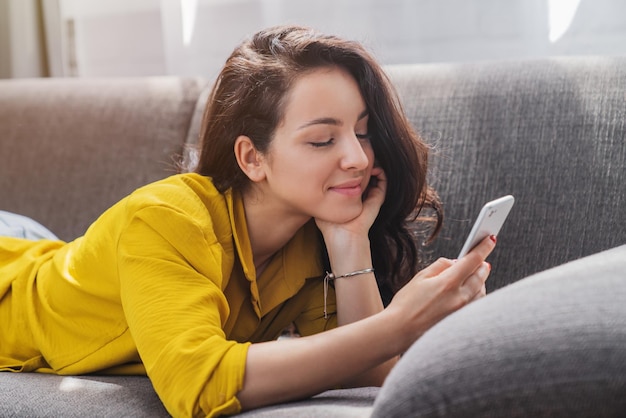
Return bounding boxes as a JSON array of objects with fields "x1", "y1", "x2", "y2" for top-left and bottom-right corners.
[
  {"x1": 265, "y1": 148, "x2": 299, "y2": 175},
  {"x1": 267, "y1": 150, "x2": 320, "y2": 184},
  {"x1": 364, "y1": 143, "x2": 376, "y2": 167}
]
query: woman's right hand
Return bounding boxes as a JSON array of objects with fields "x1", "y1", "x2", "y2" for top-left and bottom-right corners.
[
  {"x1": 238, "y1": 236, "x2": 496, "y2": 411},
  {"x1": 387, "y1": 235, "x2": 497, "y2": 351}
]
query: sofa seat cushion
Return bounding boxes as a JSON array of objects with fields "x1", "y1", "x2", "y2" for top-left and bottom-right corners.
[
  {"x1": 0, "y1": 372, "x2": 377, "y2": 417},
  {"x1": 236, "y1": 387, "x2": 378, "y2": 417},
  {"x1": 0, "y1": 374, "x2": 169, "y2": 417}
]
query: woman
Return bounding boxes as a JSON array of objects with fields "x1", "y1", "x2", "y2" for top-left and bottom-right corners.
[{"x1": 0, "y1": 25, "x2": 494, "y2": 417}]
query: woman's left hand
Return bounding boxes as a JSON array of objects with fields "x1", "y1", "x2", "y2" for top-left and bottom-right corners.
[{"x1": 315, "y1": 167, "x2": 387, "y2": 244}]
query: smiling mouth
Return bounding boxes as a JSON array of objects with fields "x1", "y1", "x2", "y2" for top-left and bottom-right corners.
[{"x1": 329, "y1": 182, "x2": 363, "y2": 197}]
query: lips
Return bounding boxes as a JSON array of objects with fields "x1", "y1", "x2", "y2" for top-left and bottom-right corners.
[{"x1": 329, "y1": 179, "x2": 364, "y2": 196}]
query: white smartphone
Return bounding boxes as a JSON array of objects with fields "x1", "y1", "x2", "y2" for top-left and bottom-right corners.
[{"x1": 457, "y1": 195, "x2": 515, "y2": 258}]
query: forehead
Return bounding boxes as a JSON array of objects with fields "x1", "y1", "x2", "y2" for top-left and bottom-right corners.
[{"x1": 278, "y1": 66, "x2": 366, "y2": 129}]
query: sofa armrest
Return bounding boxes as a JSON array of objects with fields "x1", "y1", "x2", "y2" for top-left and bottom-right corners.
[{"x1": 372, "y1": 245, "x2": 626, "y2": 417}]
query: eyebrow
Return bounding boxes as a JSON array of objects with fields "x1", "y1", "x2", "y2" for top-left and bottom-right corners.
[{"x1": 297, "y1": 109, "x2": 369, "y2": 130}]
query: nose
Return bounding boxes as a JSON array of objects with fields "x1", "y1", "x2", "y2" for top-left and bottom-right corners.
[{"x1": 339, "y1": 134, "x2": 371, "y2": 171}]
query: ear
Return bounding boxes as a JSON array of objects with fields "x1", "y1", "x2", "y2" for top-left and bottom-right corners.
[{"x1": 234, "y1": 135, "x2": 266, "y2": 183}]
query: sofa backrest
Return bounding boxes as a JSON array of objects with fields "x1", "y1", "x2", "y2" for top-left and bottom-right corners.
[
  {"x1": 0, "y1": 77, "x2": 207, "y2": 241},
  {"x1": 387, "y1": 56, "x2": 626, "y2": 289},
  {"x1": 1, "y1": 58, "x2": 624, "y2": 290}
]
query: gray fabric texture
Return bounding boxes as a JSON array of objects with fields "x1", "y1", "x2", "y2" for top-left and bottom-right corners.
[
  {"x1": 0, "y1": 372, "x2": 375, "y2": 418},
  {"x1": 235, "y1": 387, "x2": 378, "y2": 417},
  {"x1": 1, "y1": 57, "x2": 625, "y2": 417},
  {"x1": 0, "y1": 374, "x2": 169, "y2": 417},
  {"x1": 0, "y1": 77, "x2": 207, "y2": 241},
  {"x1": 387, "y1": 56, "x2": 626, "y2": 290},
  {"x1": 372, "y1": 244, "x2": 626, "y2": 418}
]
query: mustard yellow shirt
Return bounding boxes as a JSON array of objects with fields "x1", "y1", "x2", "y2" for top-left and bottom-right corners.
[{"x1": 0, "y1": 173, "x2": 336, "y2": 417}]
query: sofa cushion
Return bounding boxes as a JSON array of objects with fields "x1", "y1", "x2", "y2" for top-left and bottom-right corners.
[
  {"x1": 0, "y1": 374, "x2": 169, "y2": 417},
  {"x1": 0, "y1": 77, "x2": 207, "y2": 241},
  {"x1": 387, "y1": 57, "x2": 626, "y2": 290},
  {"x1": 371, "y1": 244, "x2": 626, "y2": 417},
  {"x1": 236, "y1": 387, "x2": 378, "y2": 417},
  {"x1": 0, "y1": 372, "x2": 377, "y2": 417}
]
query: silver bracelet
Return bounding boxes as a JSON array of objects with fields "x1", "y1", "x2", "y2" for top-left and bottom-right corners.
[
  {"x1": 325, "y1": 268, "x2": 375, "y2": 281},
  {"x1": 323, "y1": 268, "x2": 375, "y2": 318}
]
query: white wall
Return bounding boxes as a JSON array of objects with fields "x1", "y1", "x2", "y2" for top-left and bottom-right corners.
[
  {"x1": 54, "y1": 0, "x2": 626, "y2": 78},
  {"x1": 58, "y1": 0, "x2": 165, "y2": 77},
  {"x1": 0, "y1": 0, "x2": 11, "y2": 78},
  {"x1": 0, "y1": 0, "x2": 47, "y2": 78}
]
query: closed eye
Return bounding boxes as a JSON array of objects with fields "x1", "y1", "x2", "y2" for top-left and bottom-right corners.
[
  {"x1": 356, "y1": 133, "x2": 371, "y2": 140},
  {"x1": 309, "y1": 138, "x2": 334, "y2": 148}
]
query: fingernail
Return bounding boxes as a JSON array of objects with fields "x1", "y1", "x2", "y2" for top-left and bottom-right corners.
[
  {"x1": 489, "y1": 235, "x2": 497, "y2": 243},
  {"x1": 486, "y1": 262, "x2": 492, "y2": 271}
]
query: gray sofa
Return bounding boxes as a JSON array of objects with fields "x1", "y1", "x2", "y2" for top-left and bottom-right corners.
[{"x1": 1, "y1": 56, "x2": 624, "y2": 417}]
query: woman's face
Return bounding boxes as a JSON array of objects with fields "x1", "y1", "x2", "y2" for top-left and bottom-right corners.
[{"x1": 256, "y1": 66, "x2": 375, "y2": 224}]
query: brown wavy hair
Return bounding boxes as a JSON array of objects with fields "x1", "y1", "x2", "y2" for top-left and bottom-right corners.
[{"x1": 194, "y1": 25, "x2": 442, "y2": 302}]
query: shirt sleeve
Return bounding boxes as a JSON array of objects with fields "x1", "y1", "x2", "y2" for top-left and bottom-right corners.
[{"x1": 117, "y1": 203, "x2": 249, "y2": 418}]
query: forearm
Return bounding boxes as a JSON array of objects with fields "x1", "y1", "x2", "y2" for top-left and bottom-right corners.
[
  {"x1": 332, "y1": 271, "x2": 398, "y2": 387},
  {"x1": 325, "y1": 236, "x2": 383, "y2": 323},
  {"x1": 324, "y1": 235, "x2": 397, "y2": 385},
  {"x1": 237, "y1": 308, "x2": 405, "y2": 411},
  {"x1": 237, "y1": 230, "x2": 498, "y2": 412}
]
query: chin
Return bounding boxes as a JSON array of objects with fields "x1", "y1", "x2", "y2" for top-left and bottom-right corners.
[{"x1": 322, "y1": 207, "x2": 363, "y2": 224}]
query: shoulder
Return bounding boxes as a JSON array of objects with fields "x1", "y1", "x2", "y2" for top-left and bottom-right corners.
[
  {"x1": 128, "y1": 173, "x2": 223, "y2": 210},
  {"x1": 94, "y1": 173, "x2": 234, "y2": 248},
  {"x1": 126, "y1": 174, "x2": 230, "y2": 225}
]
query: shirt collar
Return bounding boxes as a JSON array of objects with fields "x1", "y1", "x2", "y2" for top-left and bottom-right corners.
[{"x1": 226, "y1": 189, "x2": 323, "y2": 317}]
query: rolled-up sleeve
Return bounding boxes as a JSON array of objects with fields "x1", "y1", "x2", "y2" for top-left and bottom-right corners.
[{"x1": 118, "y1": 204, "x2": 249, "y2": 417}]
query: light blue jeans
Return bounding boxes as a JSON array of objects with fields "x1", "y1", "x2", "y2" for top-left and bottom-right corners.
[{"x1": 0, "y1": 211, "x2": 59, "y2": 240}]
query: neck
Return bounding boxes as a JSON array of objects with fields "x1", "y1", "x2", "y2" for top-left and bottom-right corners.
[{"x1": 242, "y1": 188, "x2": 311, "y2": 270}]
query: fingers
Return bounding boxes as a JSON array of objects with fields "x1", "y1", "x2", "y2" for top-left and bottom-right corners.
[
  {"x1": 358, "y1": 169, "x2": 387, "y2": 226},
  {"x1": 401, "y1": 257, "x2": 454, "y2": 300},
  {"x1": 370, "y1": 166, "x2": 385, "y2": 179},
  {"x1": 426, "y1": 236, "x2": 493, "y2": 308},
  {"x1": 471, "y1": 284, "x2": 487, "y2": 302},
  {"x1": 416, "y1": 257, "x2": 455, "y2": 279},
  {"x1": 442, "y1": 235, "x2": 496, "y2": 284},
  {"x1": 363, "y1": 167, "x2": 386, "y2": 204},
  {"x1": 463, "y1": 262, "x2": 490, "y2": 302},
  {"x1": 390, "y1": 238, "x2": 494, "y2": 343}
]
